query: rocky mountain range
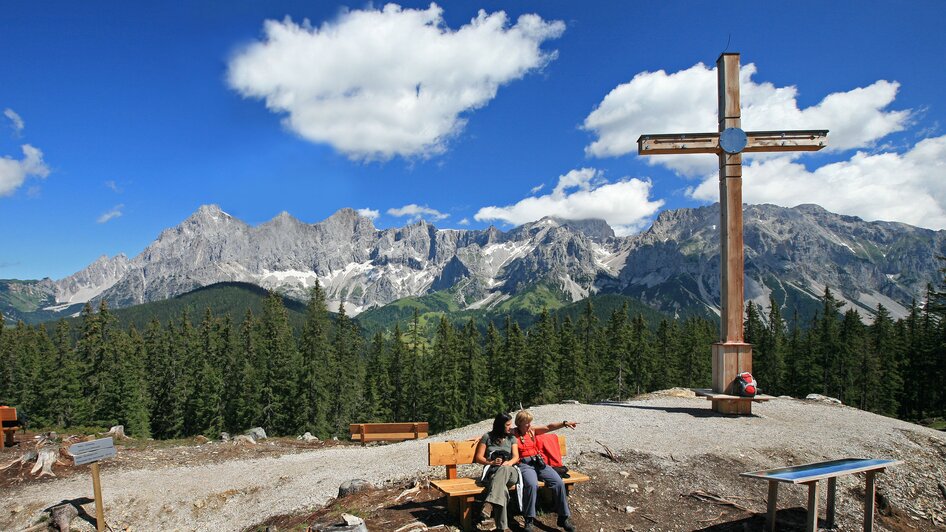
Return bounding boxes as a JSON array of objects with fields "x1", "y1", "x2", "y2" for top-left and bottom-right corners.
[{"x1": 8, "y1": 203, "x2": 946, "y2": 323}]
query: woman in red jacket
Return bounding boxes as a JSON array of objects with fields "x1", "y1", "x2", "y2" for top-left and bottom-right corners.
[{"x1": 514, "y1": 410, "x2": 577, "y2": 532}]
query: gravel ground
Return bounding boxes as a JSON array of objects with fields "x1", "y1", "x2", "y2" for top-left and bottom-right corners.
[{"x1": 2, "y1": 393, "x2": 944, "y2": 531}]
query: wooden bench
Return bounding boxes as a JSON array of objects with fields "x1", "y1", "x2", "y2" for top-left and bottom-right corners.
[
  {"x1": 428, "y1": 435, "x2": 590, "y2": 531},
  {"x1": 349, "y1": 422, "x2": 428, "y2": 446},
  {"x1": 1, "y1": 406, "x2": 18, "y2": 449}
]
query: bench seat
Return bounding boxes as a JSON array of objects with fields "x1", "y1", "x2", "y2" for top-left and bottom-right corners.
[
  {"x1": 432, "y1": 471, "x2": 592, "y2": 497},
  {"x1": 0, "y1": 406, "x2": 18, "y2": 449}
]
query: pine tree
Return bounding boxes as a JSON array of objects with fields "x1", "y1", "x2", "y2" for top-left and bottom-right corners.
[
  {"x1": 329, "y1": 300, "x2": 364, "y2": 435},
  {"x1": 527, "y1": 308, "x2": 559, "y2": 405},
  {"x1": 259, "y1": 292, "x2": 301, "y2": 436},
  {"x1": 604, "y1": 305, "x2": 630, "y2": 400},
  {"x1": 460, "y1": 319, "x2": 491, "y2": 422},
  {"x1": 93, "y1": 301, "x2": 123, "y2": 427},
  {"x1": 119, "y1": 327, "x2": 152, "y2": 438},
  {"x1": 557, "y1": 316, "x2": 587, "y2": 402},
  {"x1": 502, "y1": 317, "x2": 527, "y2": 408},
  {"x1": 191, "y1": 310, "x2": 225, "y2": 437},
  {"x1": 432, "y1": 316, "x2": 462, "y2": 432},
  {"x1": 364, "y1": 331, "x2": 393, "y2": 422},
  {"x1": 837, "y1": 309, "x2": 866, "y2": 406},
  {"x1": 758, "y1": 297, "x2": 787, "y2": 395},
  {"x1": 483, "y1": 321, "x2": 505, "y2": 409},
  {"x1": 388, "y1": 323, "x2": 407, "y2": 421},
  {"x1": 52, "y1": 320, "x2": 87, "y2": 427},
  {"x1": 0, "y1": 313, "x2": 13, "y2": 405},
  {"x1": 299, "y1": 282, "x2": 335, "y2": 436},
  {"x1": 144, "y1": 318, "x2": 180, "y2": 439},
  {"x1": 576, "y1": 301, "x2": 601, "y2": 402},
  {"x1": 651, "y1": 319, "x2": 681, "y2": 391},
  {"x1": 30, "y1": 325, "x2": 59, "y2": 426},
  {"x1": 237, "y1": 310, "x2": 263, "y2": 431},
  {"x1": 817, "y1": 287, "x2": 844, "y2": 397},
  {"x1": 867, "y1": 305, "x2": 900, "y2": 414},
  {"x1": 628, "y1": 314, "x2": 653, "y2": 396}
]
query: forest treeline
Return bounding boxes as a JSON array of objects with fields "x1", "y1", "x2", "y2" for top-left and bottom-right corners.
[{"x1": 0, "y1": 282, "x2": 943, "y2": 440}]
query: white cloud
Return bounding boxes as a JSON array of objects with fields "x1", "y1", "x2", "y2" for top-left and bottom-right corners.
[
  {"x1": 689, "y1": 135, "x2": 946, "y2": 230},
  {"x1": 104, "y1": 180, "x2": 122, "y2": 193},
  {"x1": 387, "y1": 203, "x2": 449, "y2": 222},
  {"x1": 4, "y1": 109, "x2": 24, "y2": 136},
  {"x1": 475, "y1": 168, "x2": 664, "y2": 235},
  {"x1": 0, "y1": 145, "x2": 50, "y2": 197},
  {"x1": 227, "y1": 4, "x2": 564, "y2": 160},
  {"x1": 458, "y1": 218, "x2": 470, "y2": 225},
  {"x1": 356, "y1": 207, "x2": 380, "y2": 220},
  {"x1": 530, "y1": 183, "x2": 545, "y2": 194},
  {"x1": 97, "y1": 204, "x2": 124, "y2": 224},
  {"x1": 583, "y1": 62, "x2": 910, "y2": 176}
]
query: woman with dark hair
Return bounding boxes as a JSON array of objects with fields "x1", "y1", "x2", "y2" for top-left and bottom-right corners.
[
  {"x1": 474, "y1": 413, "x2": 520, "y2": 531},
  {"x1": 514, "y1": 410, "x2": 576, "y2": 532}
]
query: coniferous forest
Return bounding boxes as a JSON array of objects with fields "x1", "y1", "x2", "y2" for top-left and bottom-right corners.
[{"x1": 0, "y1": 281, "x2": 944, "y2": 440}]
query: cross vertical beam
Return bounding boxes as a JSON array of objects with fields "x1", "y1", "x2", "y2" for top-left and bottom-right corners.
[{"x1": 718, "y1": 53, "x2": 744, "y2": 344}]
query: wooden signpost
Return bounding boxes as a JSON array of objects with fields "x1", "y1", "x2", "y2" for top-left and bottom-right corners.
[
  {"x1": 638, "y1": 53, "x2": 828, "y2": 414},
  {"x1": 70, "y1": 437, "x2": 117, "y2": 532}
]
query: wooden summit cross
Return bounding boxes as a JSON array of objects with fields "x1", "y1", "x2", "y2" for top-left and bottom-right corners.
[{"x1": 638, "y1": 53, "x2": 827, "y2": 414}]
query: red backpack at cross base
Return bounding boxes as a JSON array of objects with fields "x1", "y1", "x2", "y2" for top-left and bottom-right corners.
[{"x1": 734, "y1": 372, "x2": 758, "y2": 397}]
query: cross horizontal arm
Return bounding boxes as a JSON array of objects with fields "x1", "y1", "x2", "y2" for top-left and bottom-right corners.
[
  {"x1": 743, "y1": 130, "x2": 828, "y2": 153},
  {"x1": 638, "y1": 132, "x2": 718, "y2": 155},
  {"x1": 638, "y1": 129, "x2": 828, "y2": 156}
]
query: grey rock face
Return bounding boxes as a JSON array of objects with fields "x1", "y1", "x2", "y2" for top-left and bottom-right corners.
[
  {"x1": 338, "y1": 479, "x2": 373, "y2": 497},
  {"x1": 51, "y1": 202, "x2": 946, "y2": 321}
]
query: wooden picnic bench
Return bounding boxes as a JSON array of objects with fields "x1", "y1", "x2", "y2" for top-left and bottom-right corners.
[
  {"x1": 349, "y1": 422, "x2": 428, "y2": 446},
  {"x1": 741, "y1": 458, "x2": 900, "y2": 532},
  {"x1": 1, "y1": 406, "x2": 18, "y2": 449},
  {"x1": 428, "y1": 435, "x2": 590, "y2": 531}
]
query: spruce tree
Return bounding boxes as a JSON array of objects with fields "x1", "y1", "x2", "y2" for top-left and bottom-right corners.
[
  {"x1": 299, "y1": 282, "x2": 335, "y2": 436},
  {"x1": 329, "y1": 300, "x2": 365, "y2": 435},
  {"x1": 527, "y1": 308, "x2": 559, "y2": 405},
  {"x1": 817, "y1": 287, "x2": 843, "y2": 396},
  {"x1": 502, "y1": 317, "x2": 527, "y2": 408},
  {"x1": 144, "y1": 318, "x2": 180, "y2": 439},
  {"x1": 364, "y1": 331, "x2": 393, "y2": 422},
  {"x1": 460, "y1": 319, "x2": 490, "y2": 422},
  {"x1": 652, "y1": 319, "x2": 681, "y2": 391},
  {"x1": 52, "y1": 320, "x2": 87, "y2": 427},
  {"x1": 604, "y1": 305, "x2": 630, "y2": 400},
  {"x1": 628, "y1": 314, "x2": 653, "y2": 396},
  {"x1": 576, "y1": 301, "x2": 600, "y2": 402},
  {"x1": 260, "y1": 292, "x2": 301, "y2": 436},
  {"x1": 557, "y1": 316, "x2": 587, "y2": 402},
  {"x1": 759, "y1": 297, "x2": 787, "y2": 395},
  {"x1": 388, "y1": 323, "x2": 407, "y2": 421},
  {"x1": 119, "y1": 327, "x2": 152, "y2": 438},
  {"x1": 432, "y1": 316, "x2": 462, "y2": 432}
]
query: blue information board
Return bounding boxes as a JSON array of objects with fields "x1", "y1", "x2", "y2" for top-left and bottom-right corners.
[{"x1": 742, "y1": 458, "x2": 897, "y2": 484}]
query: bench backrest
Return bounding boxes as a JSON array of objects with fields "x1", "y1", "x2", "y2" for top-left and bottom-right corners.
[
  {"x1": 429, "y1": 434, "x2": 568, "y2": 479},
  {"x1": 349, "y1": 422, "x2": 429, "y2": 442},
  {"x1": 0, "y1": 406, "x2": 16, "y2": 422}
]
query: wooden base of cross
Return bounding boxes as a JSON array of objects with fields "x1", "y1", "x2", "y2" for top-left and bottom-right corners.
[{"x1": 712, "y1": 342, "x2": 753, "y2": 414}]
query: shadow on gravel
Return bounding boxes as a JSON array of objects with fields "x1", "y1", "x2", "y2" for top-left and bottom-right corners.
[
  {"x1": 694, "y1": 507, "x2": 824, "y2": 531},
  {"x1": 597, "y1": 402, "x2": 762, "y2": 419}
]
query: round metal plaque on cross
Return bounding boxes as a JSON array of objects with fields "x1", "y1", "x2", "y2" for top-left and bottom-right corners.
[{"x1": 719, "y1": 127, "x2": 748, "y2": 154}]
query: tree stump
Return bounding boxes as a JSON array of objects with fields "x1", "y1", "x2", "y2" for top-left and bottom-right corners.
[
  {"x1": 31, "y1": 445, "x2": 60, "y2": 477},
  {"x1": 106, "y1": 425, "x2": 127, "y2": 439},
  {"x1": 50, "y1": 503, "x2": 79, "y2": 532}
]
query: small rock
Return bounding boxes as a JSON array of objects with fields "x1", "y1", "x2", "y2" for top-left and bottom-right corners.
[
  {"x1": 299, "y1": 432, "x2": 320, "y2": 442},
  {"x1": 805, "y1": 394, "x2": 842, "y2": 405},
  {"x1": 193, "y1": 499, "x2": 206, "y2": 509},
  {"x1": 628, "y1": 483, "x2": 639, "y2": 490},
  {"x1": 619, "y1": 471, "x2": 630, "y2": 477},
  {"x1": 338, "y1": 479, "x2": 374, "y2": 497},
  {"x1": 233, "y1": 434, "x2": 256, "y2": 445},
  {"x1": 11, "y1": 505, "x2": 23, "y2": 514},
  {"x1": 194, "y1": 435, "x2": 209, "y2": 444},
  {"x1": 560, "y1": 400, "x2": 580, "y2": 404},
  {"x1": 220, "y1": 432, "x2": 230, "y2": 442},
  {"x1": 625, "y1": 506, "x2": 636, "y2": 513},
  {"x1": 342, "y1": 514, "x2": 364, "y2": 526},
  {"x1": 245, "y1": 427, "x2": 267, "y2": 440},
  {"x1": 645, "y1": 486, "x2": 655, "y2": 494}
]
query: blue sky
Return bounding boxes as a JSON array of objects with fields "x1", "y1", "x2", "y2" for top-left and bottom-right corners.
[{"x1": 2, "y1": 1, "x2": 944, "y2": 280}]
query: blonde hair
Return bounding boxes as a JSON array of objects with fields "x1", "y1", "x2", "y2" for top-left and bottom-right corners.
[{"x1": 515, "y1": 410, "x2": 533, "y2": 428}]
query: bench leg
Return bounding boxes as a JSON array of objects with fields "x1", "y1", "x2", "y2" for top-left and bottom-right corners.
[
  {"x1": 766, "y1": 480, "x2": 778, "y2": 532},
  {"x1": 826, "y1": 477, "x2": 837, "y2": 529},
  {"x1": 864, "y1": 471, "x2": 876, "y2": 532},
  {"x1": 805, "y1": 481, "x2": 820, "y2": 532},
  {"x1": 459, "y1": 495, "x2": 475, "y2": 531}
]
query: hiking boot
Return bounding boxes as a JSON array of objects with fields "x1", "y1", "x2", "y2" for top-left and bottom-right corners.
[
  {"x1": 523, "y1": 517, "x2": 535, "y2": 532},
  {"x1": 557, "y1": 515, "x2": 575, "y2": 532}
]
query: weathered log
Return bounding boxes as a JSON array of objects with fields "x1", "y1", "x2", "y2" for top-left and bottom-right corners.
[{"x1": 50, "y1": 503, "x2": 78, "y2": 532}]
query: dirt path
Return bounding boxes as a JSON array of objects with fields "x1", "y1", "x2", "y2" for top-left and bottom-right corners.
[{"x1": 2, "y1": 395, "x2": 944, "y2": 531}]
